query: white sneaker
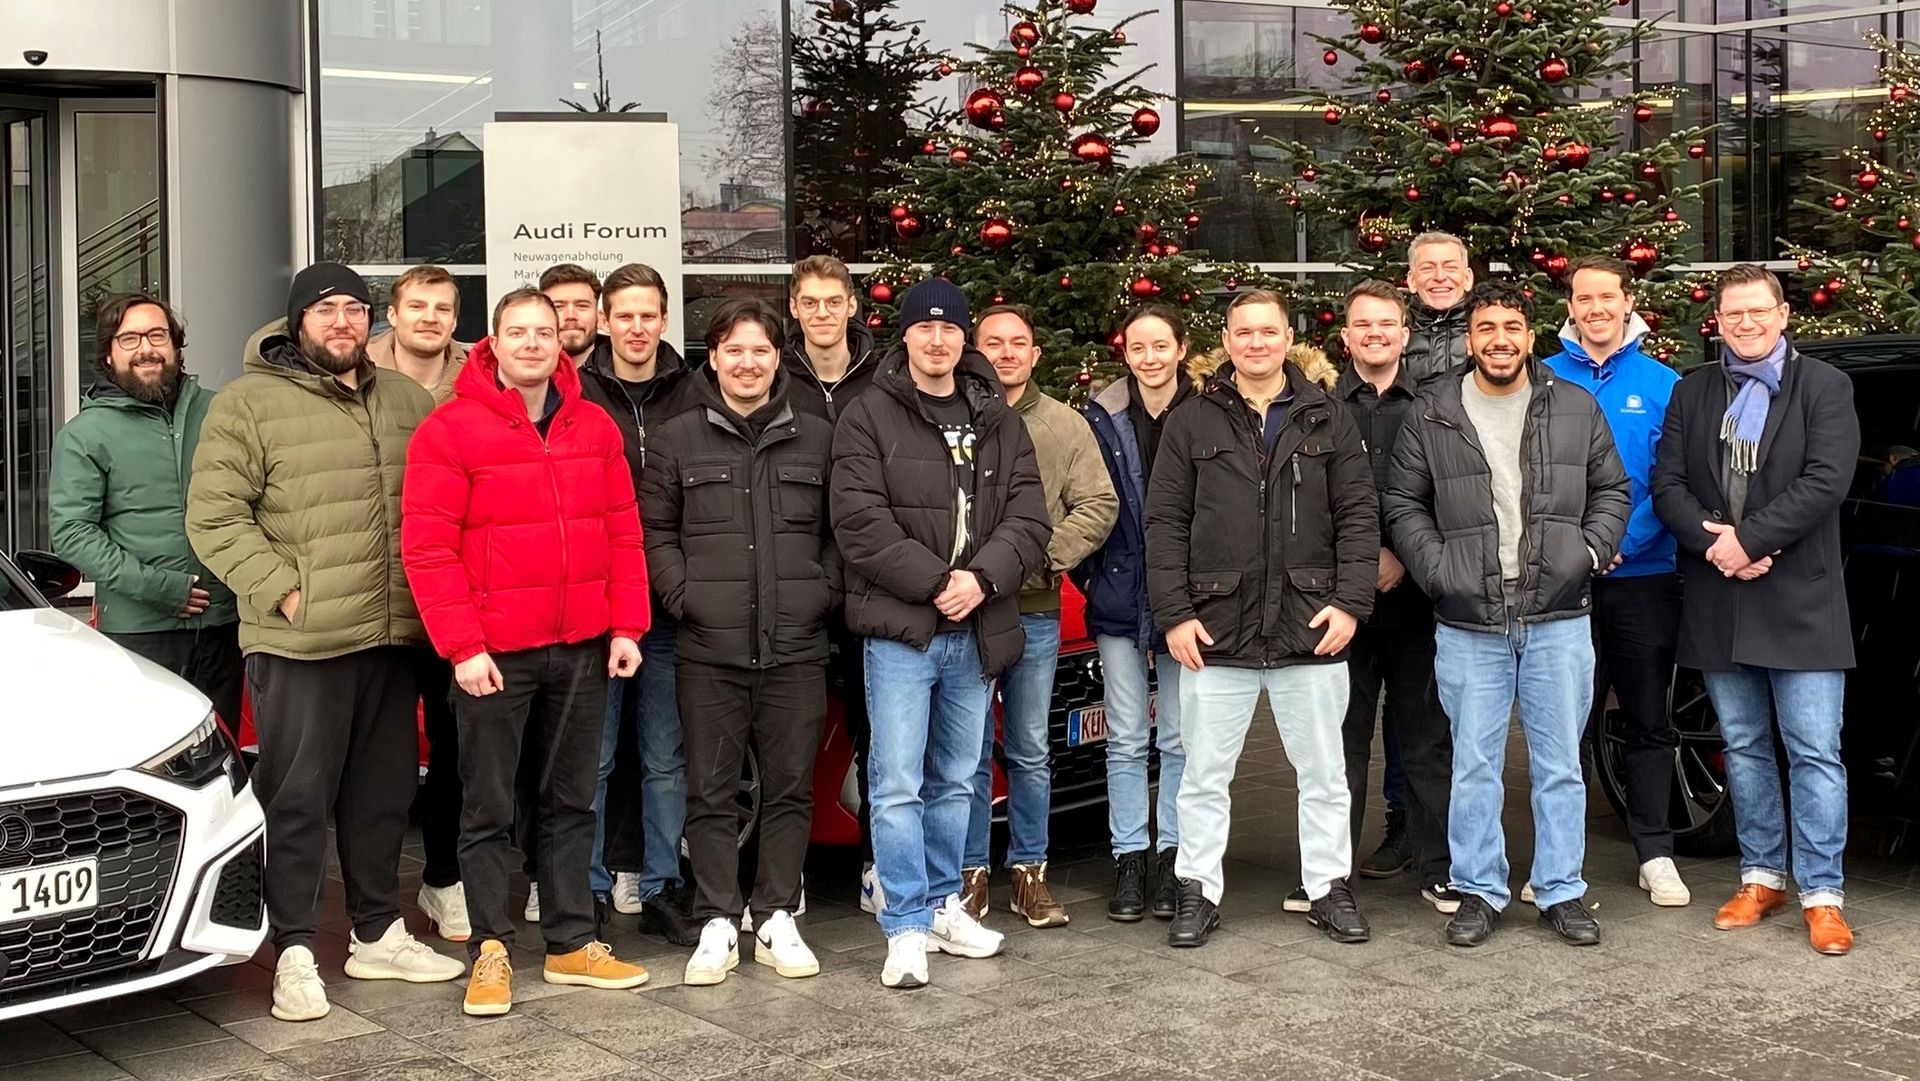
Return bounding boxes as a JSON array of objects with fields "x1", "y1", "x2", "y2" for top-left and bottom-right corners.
[
  {"x1": 345, "y1": 918, "x2": 467, "y2": 983},
  {"x1": 1520, "y1": 882, "x2": 1536, "y2": 905},
  {"x1": 753, "y1": 910, "x2": 819, "y2": 979},
  {"x1": 684, "y1": 918, "x2": 739, "y2": 986},
  {"x1": 524, "y1": 883, "x2": 540, "y2": 922},
  {"x1": 1638, "y1": 857, "x2": 1692, "y2": 907},
  {"x1": 859, "y1": 864, "x2": 885, "y2": 917},
  {"x1": 271, "y1": 945, "x2": 330, "y2": 1022},
  {"x1": 612, "y1": 872, "x2": 644, "y2": 915},
  {"x1": 740, "y1": 906, "x2": 754, "y2": 934},
  {"x1": 930, "y1": 893, "x2": 1003, "y2": 959},
  {"x1": 881, "y1": 931, "x2": 928, "y2": 989},
  {"x1": 418, "y1": 882, "x2": 472, "y2": 943}
]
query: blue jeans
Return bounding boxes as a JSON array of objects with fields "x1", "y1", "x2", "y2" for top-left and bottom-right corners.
[
  {"x1": 1435, "y1": 613, "x2": 1593, "y2": 912},
  {"x1": 865, "y1": 632, "x2": 993, "y2": 937},
  {"x1": 1701, "y1": 666, "x2": 1847, "y2": 907},
  {"x1": 1097, "y1": 635, "x2": 1185, "y2": 856},
  {"x1": 965, "y1": 613, "x2": 1061, "y2": 869},
  {"x1": 590, "y1": 620, "x2": 683, "y2": 895}
]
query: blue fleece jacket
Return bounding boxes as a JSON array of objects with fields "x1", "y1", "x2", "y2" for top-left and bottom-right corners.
[{"x1": 1545, "y1": 315, "x2": 1680, "y2": 578}]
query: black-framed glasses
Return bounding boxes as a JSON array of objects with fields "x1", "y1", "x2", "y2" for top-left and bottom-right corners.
[{"x1": 113, "y1": 328, "x2": 173, "y2": 351}]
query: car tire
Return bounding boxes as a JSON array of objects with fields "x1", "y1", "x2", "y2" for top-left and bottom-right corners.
[{"x1": 1594, "y1": 667, "x2": 1740, "y2": 859}]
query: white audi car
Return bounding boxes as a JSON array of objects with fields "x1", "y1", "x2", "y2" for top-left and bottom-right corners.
[{"x1": 0, "y1": 551, "x2": 266, "y2": 1022}]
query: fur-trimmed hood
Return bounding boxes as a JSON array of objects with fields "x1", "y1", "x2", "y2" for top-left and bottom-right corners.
[{"x1": 1185, "y1": 343, "x2": 1339, "y2": 393}]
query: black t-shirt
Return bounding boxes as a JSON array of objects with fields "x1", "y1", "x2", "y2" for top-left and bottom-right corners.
[
  {"x1": 1126, "y1": 377, "x2": 1193, "y2": 483},
  {"x1": 919, "y1": 388, "x2": 978, "y2": 567}
]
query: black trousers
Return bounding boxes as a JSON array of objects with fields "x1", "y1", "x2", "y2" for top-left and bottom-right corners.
[
  {"x1": 828, "y1": 623, "x2": 873, "y2": 861},
  {"x1": 408, "y1": 653, "x2": 462, "y2": 889},
  {"x1": 679, "y1": 659, "x2": 826, "y2": 924},
  {"x1": 246, "y1": 646, "x2": 421, "y2": 953},
  {"x1": 1587, "y1": 573, "x2": 1682, "y2": 862},
  {"x1": 1342, "y1": 612, "x2": 1453, "y2": 884},
  {"x1": 111, "y1": 623, "x2": 244, "y2": 732},
  {"x1": 456, "y1": 639, "x2": 605, "y2": 957}
]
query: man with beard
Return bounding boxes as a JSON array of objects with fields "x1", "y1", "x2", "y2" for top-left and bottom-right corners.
[
  {"x1": 52, "y1": 294, "x2": 241, "y2": 726},
  {"x1": 541, "y1": 262, "x2": 604, "y2": 364},
  {"x1": 1401, "y1": 232, "x2": 1474, "y2": 382},
  {"x1": 1384, "y1": 281, "x2": 1629, "y2": 949},
  {"x1": 189, "y1": 263, "x2": 463, "y2": 1022},
  {"x1": 370, "y1": 263, "x2": 469, "y2": 405}
]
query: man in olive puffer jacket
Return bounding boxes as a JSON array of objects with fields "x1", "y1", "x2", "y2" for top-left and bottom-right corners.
[{"x1": 189, "y1": 263, "x2": 462, "y2": 1023}]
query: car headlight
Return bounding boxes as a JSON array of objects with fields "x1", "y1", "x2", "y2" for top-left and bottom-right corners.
[{"x1": 140, "y1": 712, "x2": 243, "y2": 792}]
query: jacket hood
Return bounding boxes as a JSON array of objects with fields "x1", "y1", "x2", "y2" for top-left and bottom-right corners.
[
  {"x1": 690, "y1": 358, "x2": 795, "y2": 424},
  {"x1": 783, "y1": 317, "x2": 876, "y2": 373},
  {"x1": 874, "y1": 341, "x2": 1009, "y2": 426},
  {"x1": 1555, "y1": 311, "x2": 1653, "y2": 366},
  {"x1": 244, "y1": 317, "x2": 380, "y2": 393},
  {"x1": 1186, "y1": 344, "x2": 1337, "y2": 393},
  {"x1": 80, "y1": 371, "x2": 200, "y2": 411},
  {"x1": 455, "y1": 336, "x2": 586, "y2": 424},
  {"x1": 1090, "y1": 377, "x2": 1132, "y2": 418}
]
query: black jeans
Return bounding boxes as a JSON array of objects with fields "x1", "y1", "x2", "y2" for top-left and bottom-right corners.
[
  {"x1": 456, "y1": 639, "x2": 606, "y2": 957},
  {"x1": 1588, "y1": 573, "x2": 1682, "y2": 862},
  {"x1": 409, "y1": 653, "x2": 461, "y2": 889},
  {"x1": 246, "y1": 646, "x2": 421, "y2": 953},
  {"x1": 679, "y1": 660, "x2": 826, "y2": 924},
  {"x1": 1342, "y1": 609, "x2": 1453, "y2": 884},
  {"x1": 111, "y1": 623, "x2": 244, "y2": 732},
  {"x1": 828, "y1": 623, "x2": 873, "y2": 862}
]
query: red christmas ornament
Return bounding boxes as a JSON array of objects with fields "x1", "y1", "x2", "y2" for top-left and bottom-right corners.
[
  {"x1": 998, "y1": 137, "x2": 1015, "y2": 153},
  {"x1": 1009, "y1": 20, "x2": 1040, "y2": 48},
  {"x1": 1562, "y1": 142, "x2": 1591, "y2": 168},
  {"x1": 921, "y1": 139, "x2": 938, "y2": 155},
  {"x1": 1318, "y1": 310, "x2": 1337, "y2": 327},
  {"x1": 1405, "y1": 185, "x2": 1421, "y2": 201},
  {"x1": 1072, "y1": 132, "x2": 1114, "y2": 165},
  {"x1": 1496, "y1": 0, "x2": 1512, "y2": 12},
  {"x1": 1688, "y1": 143, "x2": 1706, "y2": 159},
  {"x1": 1639, "y1": 162, "x2": 1659, "y2": 180},
  {"x1": 1359, "y1": 230, "x2": 1387, "y2": 253},
  {"x1": 1139, "y1": 221, "x2": 1160, "y2": 241},
  {"x1": 1013, "y1": 66, "x2": 1046, "y2": 94},
  {"x1": 1622, "y1": 190, "x2": 1639, "y2": 204},
  {"x1": 1503, "y1": 169, "x2": 1528, "y2": 189},
  {"x1": 1324, "y1": 49, "x2": 1340, "y2": 66},
  {"x1": 1016, "y1": 46, "x2": 1030, "y2": 58},
  {"x1": 1059, "y1": 275, "x2": 1073, "y2": 290},
  {"x1": 867, "y1": 314, "x2": 885, "y2": 329},
  {"x1": 802, "y1": 98, "x2": 828, "y2": 120},
  {"x1": 869, "y1": 282, "x2": 895, "y2": 305},
  {"x1": 1360, "y1": 21, "x2": 1386, "y2": 43},
  {"x1": 1796, "y1": 258, "x2": 1812, "y2": 270},
  {"x1": 1131, "y1": 108, "x2": 1162, "y2": 136},
  {"x1": 1324, "y1": 107, "x2": 1343, "y2": 125},
  {"x1": 1642, "y1": 311, "x2": 1663, "y2": 331},
  {"x1": 988, "y1": 113, "x2": 1007, "y2": 132},
  {"x1": 1857, "y1": 170, "x2": 1881, "y2": 191},
  {"x1": 1113, "y1": 29, "x2": 1126, "y2": 42},
  {"x1": 1545, "y1": 254, "x2": 1570, "y2": 278},
  {"x1": 1599, "y1": 188, "x2": 1616, "y2": 204},
  {"x1": 1912, "y1": 232, "x2": 1920, "y2": 249},
  {"x1": 1184, "y1": 213, "x2": 1202, "y2": 229},
  {"x1": 1428, "y1": 155, "x2": 1446, "y2": 167},
  {"x1": 1831, "y1": 193, "x2": 1851, "y2": 210},
  {"x1": 991, "y1": 294, "x2": 1006, "y2": 305},
  {"x1": 1112, "y1": 200, "x2": 1128, "y2": 216},
  {"x1": 1403, "y1": 59, "x2": 1431, "y2": 82},
  {"x1": 1542, "y1": 144, "x2": 1561, "y2": 163},
  {"x1": 1892, "y1": 84, "x2": 1912, "y2": 103},
  {"x1": 1900, "y1": 216, "x2": 1913, "y2": 230},
  {"x1": 980, "y1": 218, "x2": 1014, "y2": 249},
  {"x1": 1066, "y1": 0, "x2": 1097, "y2": 12},
  {"x1": 1054, "y1": 91, "x2": 1077, "y2": 113},
  {"x1": 1664, "y1": 209, "x2": 1680, "y2": 222},
  {"x1": 1812, "y1": 288, "x2": 1832, "y2": 310},
  {"x1": 1162, "y1": 242, "x2": 1181, "y2": 256},
  {"x1": 1076, "y1": 370, "x2": 1093, "y2": 386},
  {"x1": 1531, "y1": 249, "x2": 1550, "y2": 267},
  {"x1": 1376, "y1": 89, "x2": 1392, "y2": 104},
  {"x1": 1480, "y1": 113, "x2": 1519, "y2": 141},
  {"x1": 1301, "y1": 166, "x2": 1319, "y2": 182},
  {"x1": 1541, "y1": 57, "x2": 1569, "y2": 82},
  {"x1": 949, "y1": 146, "x2": 971, "y2": 163},
  {"x1": 1108, "y1": 331, "x2": 1125, "y2": 349},
  {"x1": 952, "y1": 246, "x2": 967, "y2": 255},
  {"x1": 1059, "y1": 176, "x2": 1075, "y2": 191},
  {"x1": 1633, "y1": 103, "x2": 1654, "y2": 123},
  {"x1": 937, "y1": 62, "x2": 953, "y2": 77},
  {"x1": 1874, "y1": 128, "x2": 1889, "y2": 142},
  {"x1": 1129, "y1": 277, "x2": 1158, "y2": 299},
  {"x1": 1147, "y1": 242, "x2": 1165, "y2": 257},
  {"x1": 1557, "y1": 193, "x2": 1572, "y2": 205},
  {"x1": 1447, "y1": 139, "x2": 1464, "y2": 155},
  {"x1": 1449, "y1": 50, "x2": 1471, "y2": 71},
  {"x1": 890, "y1": 204, "x2": 910, "y2": 222},
  {"x1": 1223, "y1": 278, "x2": 1239, "y2": 291},
  {"x1": 965, "y1": 88, "x2": 1004, "y2": 127},
  {"x1": 895, "y1": 214, "x2": 924, "y2": 238},
  {"x1": 1691, "y1": 286, "x2": 1710, "y2": 303},
  {"x1": 1179, "y1": 292, "x2": 1193, "y2": 303},
  {"x1": 1623, "y1": 239, "x2": 1659, "y2": 274}
]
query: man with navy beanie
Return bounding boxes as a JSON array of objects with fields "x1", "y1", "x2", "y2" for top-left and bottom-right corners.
[{"x1": 829, "y1": 278, "x2": 1051, "y2": 989}]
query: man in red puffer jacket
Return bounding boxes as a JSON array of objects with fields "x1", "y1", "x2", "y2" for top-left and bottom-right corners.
[{"x1": 402, "y1": 286, "x2": 652, "y2": 1017}]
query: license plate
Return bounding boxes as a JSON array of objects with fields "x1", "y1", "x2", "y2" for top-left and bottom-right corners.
[
  {"x1": 1, "y1": 858, "x2": 100, "y2": 924},
  {"x1": 1067, "y1": 705, "x2": 1110, "y2": 747}
]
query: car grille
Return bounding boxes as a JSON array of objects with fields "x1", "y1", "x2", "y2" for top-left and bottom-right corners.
[
  {"x1": 208, "y1": 839, "x2": 264, "y2": 930},
  {"x1": 0, "y1": 790, "x2": 184, "y2": 997},
  {"x1": 1044, "y1": 645, "x2": 1160, "y2": 800}
]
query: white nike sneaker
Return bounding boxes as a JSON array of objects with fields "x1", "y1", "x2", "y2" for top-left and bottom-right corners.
[
  {"x1": 859, "y1": 864, "x2": 885, "y2": 917},
  {"x1": 753, "y1": 910, "x2": 819, "y2": 978},
  {"x1": 524, "y1": 883, "x2": 541, "y2": 922},
  {"x1": 930, "y1": 893, "x2": 1003, "y2": 958},
  {"x1": 1520, "y1": 882, "x2": 1536, "y2": 905},
  {"x1": 881, "y1": 931, "x2": 928, "y2": 989},
  {"x1": 344, "y1": 918, "x2": 467, "y2": 983},
  {"x1": 1638, "y1": 857, "x2": 1692, "y2": 907},
  {"x1": 684, "y1": 918, "x2": 740, "y2": 986},
  {"x1": 272, "y1": 945, "x2": 330, "y2": 1022},
  {"x1": 612, "y1": 872, "x2": 644, "y2": 915},
  {"x1": 418, "y1": 882, "x2": 472, "y2": 943}
]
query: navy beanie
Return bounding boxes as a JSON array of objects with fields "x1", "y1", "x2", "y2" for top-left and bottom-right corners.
[
  {"x1": 897, "y1": 278, "x2": 970, "y2": 333},
  {"x1": 287, "y1": 262, "x2": 372, "y2": 330}
]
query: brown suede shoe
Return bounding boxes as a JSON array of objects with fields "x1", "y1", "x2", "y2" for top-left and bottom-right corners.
[
  {"x1": 1713, "y1": 883, "x2": 1788, "y2": 930},
  {"x1": 1805, "y1": 906, "x2": 1854, "y2": 955},
  {"x1": 1010, "y1": 863, "x2": 1070, "y2": 928},
  {"x1": 961, "y1": 867, "x2": 990, "y2": 922}
]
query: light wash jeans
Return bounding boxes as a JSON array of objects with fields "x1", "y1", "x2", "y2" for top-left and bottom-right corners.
[
  {"x1": 1174, "y1": 662, "x2": 1350, "y2": 904},
  {"x1": 1434, "y1": 612, "x2": 1593, "y2": 912},
  {"x1": 965, "y1": 613, "x2": 1061, "y2": 869},
  {"x1": 865, "y1": 632, "x2": 994, "y2": 937},
  {"x1": 590, "y1": 620, "x2": 683, "y2": 896},
  {"x1": 1098, "y1": 636, "x2": 1185, "y2": 857},
  {"x1": 1701, "y1": 666, "x2": 1848, "y2": 907}
]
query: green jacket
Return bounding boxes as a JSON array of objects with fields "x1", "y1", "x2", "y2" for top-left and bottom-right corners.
[
  {"x1": 49, "y1": 375, "x2": 239, "y2": 634},
  {"x1": 1011, "y1": 389, "x2": 1119, "y2": 614},
  {"x1": 187, "y1": 320, "x2": 433, "y2": 659}
]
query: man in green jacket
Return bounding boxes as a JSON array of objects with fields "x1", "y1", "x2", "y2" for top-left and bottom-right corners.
[
  {"x1": 188, "y1": 263, "x2": 463, "y2": 1023},
  {"x1": 51, "y1": 294, "x2": 241, "y2": 724}
]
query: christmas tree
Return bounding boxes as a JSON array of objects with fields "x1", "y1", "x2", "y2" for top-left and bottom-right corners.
[
  {"x1": 1259, "y1": 0, "x2": 1715, "y2": 360},
  {"x1": 865, "y1": 0, "x2": 1248, "y2": 397},
  {"x1": 790, "y1": 0, "x2": 948, "y2": 262},
  {"x1": 1780, "y1": 32, "x2": 1920, "y2": 338}
]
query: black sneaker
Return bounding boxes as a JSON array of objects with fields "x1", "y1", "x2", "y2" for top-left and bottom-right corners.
[
  {"x1": 1167, "y1": 878, "x2": 1219, "y2": 948},
  {"x1": 1109, "y1": 851, "x2": 1148, "y2": 922},
  {"x1": 1421, "y1": 884, "x2": 1464, "y2": 914},
  {"x1": 1539, "y1": 899, "x2": 1602, "y2": 946},
  {"x1": 1358, "y1": 813, "x2": 1412, "y2": 879},
  {"x1": 1306, "y1": 881, "x2": 1371, "y2": 943},
  {"x1": 1151, "y1": 848, "x2": 1179, "y2": 920},
  {"x1": 1445, "y1": 894, "x2": 1500, "y2": 947},
  {"x1": 1282, "y1": 886, "x2": 1311, "y2": 913},
  {"x1": 639, "y1": 882, "x2": 701, "y2": 946}
]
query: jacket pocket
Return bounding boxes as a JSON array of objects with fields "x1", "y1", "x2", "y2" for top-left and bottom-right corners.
[
  {"x1": 1187, "y1": 569, "x2": 1242, "y2": 642},
  {"x1": 1286, "y1": 566, "x2": 1334, "y2": 597},
  {"x1": 775, "y1": 461, "x2": 826, "y2": 525},
  {"x1": 682, "y1": 463, "x2": 735, "y2": 525},
  {"x1": 289, "y1": 556, "x2": 312, "y2": 630}
]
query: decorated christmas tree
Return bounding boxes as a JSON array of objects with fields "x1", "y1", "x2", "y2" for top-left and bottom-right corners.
[
  {"x1": 1259, "y1": 0, "x2": 1715, "y2": 360},
  {"x1": 865, "y1": 0, "x2": 1248, "y2": 397},
  {"x1": 790, "y1": 0, "x2": 948, "y2": 261}
]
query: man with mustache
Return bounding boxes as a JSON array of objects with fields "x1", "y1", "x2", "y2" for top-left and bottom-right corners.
[
  {"x1": 189, "y1": 263, "x2": 463, "y2": 1022},
  {"x1": 541, "y1": 262, "x2": 604, "y2": 364},
  {"x1": 52, "y1": 294, "x2": 241, "y2": 727},
  {"x1": 370, "y1": 263, "x2": 469, "y2": 405},
  {"x1": 1402, "y1": 232, "x2": 1474, "y2": 382},
  {"x1": 1385, "y1": 281, "x2": 1629, "y2": 949}
]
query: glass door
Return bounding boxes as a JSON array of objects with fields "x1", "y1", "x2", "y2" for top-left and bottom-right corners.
[{"x1": 1, "y1": 106, "x2": 54, "y2": 555}]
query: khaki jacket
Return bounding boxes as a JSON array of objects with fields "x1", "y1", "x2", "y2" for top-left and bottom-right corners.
[
  {"x1": 368, "y1": 328, "x2": 470, "y2": 405},
  {"x1": 1011, "y1": 389, "x2": 1118, "y2": 613}
]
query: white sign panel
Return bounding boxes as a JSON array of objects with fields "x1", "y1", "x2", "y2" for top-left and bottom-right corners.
[{"x1": 484, "y1": 117, "x2": 685, "y2": 355}]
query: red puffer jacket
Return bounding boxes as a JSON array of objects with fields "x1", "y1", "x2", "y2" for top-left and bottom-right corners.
[{"x1": 401, "y1": 338, "x2": 649, "y2": 663}]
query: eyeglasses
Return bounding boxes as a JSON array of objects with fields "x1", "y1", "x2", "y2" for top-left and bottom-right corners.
[
  {"x1": 1715, "y1": 304, "x2": 1783, "y2": 325},
  {"x1": 795, "y1": 296, "x2": 849, "y2": 314},
  {"x1": 309, "y1": 301, "x2": 371, "y2": 324},
  {"x1": 113, "y1": 328, "x2": 173, "y2": 350}
]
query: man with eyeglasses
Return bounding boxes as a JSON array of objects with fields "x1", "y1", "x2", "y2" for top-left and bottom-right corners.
[
  {"x1": 1652, "y1": 263, "x2": 1862, "y2": 956},
  {"x1": 189, "y1": 262, "x2": 462, "y2": 1022},
  {"x1": 785, "y1": 256, "x2": 879, "y2": 423}
]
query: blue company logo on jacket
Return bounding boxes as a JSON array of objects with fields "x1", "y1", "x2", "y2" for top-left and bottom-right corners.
[{"x1": 1545, "y1": 312, "x2": 1680, "y2": 578}]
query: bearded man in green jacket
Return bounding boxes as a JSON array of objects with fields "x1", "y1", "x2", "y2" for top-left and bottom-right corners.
[{"x1": 188, "y1": 263, "x2": 464, "y2": 1023}]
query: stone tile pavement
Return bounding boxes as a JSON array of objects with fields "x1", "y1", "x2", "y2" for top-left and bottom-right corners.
[{"x1": 5, "y1": 725, "x2": 1915, "y2": 1081}]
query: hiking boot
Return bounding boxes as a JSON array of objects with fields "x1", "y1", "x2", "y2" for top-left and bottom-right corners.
[
  {"x1": 1010, "y1": 863, "x2": 1069, "y2": 928},
  {"x1": 960, "y1": 866, "x2": 990, "y2": 922},
  {"x1": 1109, "y1": 850, "x2": 1148, "y2": 922},
  {"x1": 1358, "y1": 812, "x2": 1412, "y2": 879}
]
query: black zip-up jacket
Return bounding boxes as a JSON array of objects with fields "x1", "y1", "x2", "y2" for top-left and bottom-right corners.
[
  {"x1": 1144, "y1": 360, "x2": 1379, "y2": 668},
  {"x1": 1335, "y1": 361, "x2": 1433, "y2": 626},
  {"x1": 1382, "y1": 362, "x2": 1631, "y2": 631},
  {"x1": 828, "y1": 344, "x2": 1052, "y2": 678},
  {"x1": 640, "y1": 366, "x2": 841, "y2": 669},
  {"x1": 1403, "y1": 298, "x2": 1470, "y2": 384},
  {"x1": 576, "y1": 338, "x2": 703, "y2": 481},
  {"x1": 781, "y1": 318, "x2": 878, "y2": 423}
]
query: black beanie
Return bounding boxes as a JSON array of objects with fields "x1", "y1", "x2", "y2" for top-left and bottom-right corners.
[
  {"x1": 287, "y1": 262, "x2": 372, "y2": 331},
  {"x1": 897, "y1": 278, "x2": 970, "y2": 334}
]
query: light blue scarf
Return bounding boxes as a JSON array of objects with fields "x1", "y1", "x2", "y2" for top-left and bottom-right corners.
[{"x1": 1721, "y1": 337, "x2": 1787, "y2": 475}]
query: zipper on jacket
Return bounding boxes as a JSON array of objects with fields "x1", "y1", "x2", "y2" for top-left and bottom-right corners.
[
  {"x1": 538, "y1": 420, "x2": 572, "y2": 643},
  {"x1": 1290, "y1": 454, "x2": 1301, "y2": 536}
]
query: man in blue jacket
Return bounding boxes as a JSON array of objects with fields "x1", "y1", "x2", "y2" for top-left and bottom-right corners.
[{"x1": 1544, "y1": 256, "x2": 1688, "y2": 909}]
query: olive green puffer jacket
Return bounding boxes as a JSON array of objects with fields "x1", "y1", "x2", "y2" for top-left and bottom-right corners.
[{"x1": 187, "y1": 320, "x2": 433, "y2": 659}]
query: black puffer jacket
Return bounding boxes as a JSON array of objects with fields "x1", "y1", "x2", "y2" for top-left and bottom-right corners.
[
  {"x1": 640, "y1": 366, "x2": 840, "y2": 669},
  {"x1": 1335, "y1": 361, "x2": 1434, "y2": 627},
  {"x1": 1383, "y1": 363, "x2": 1631, "y2": 630},
  {"x1": 782, "y1": 318, "x2": 879, "y2": 423},
  {"x1": 1402, "y1": 298, "x2": 1469, "y2": 384},
  {"x1": 1145, "y1": 359, "x2": 1379, "y2": 669},
  {"x1": 828, "y1": 345, "x2": 1052, "y2": 678},
  {"x1": 577, "y1": 338, "x2": 703, "y2": 480}
]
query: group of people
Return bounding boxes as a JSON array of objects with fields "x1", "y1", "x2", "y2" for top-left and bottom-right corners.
[{"x1": 45, "y1": 233, "x2": 1861, "y2": 1023}]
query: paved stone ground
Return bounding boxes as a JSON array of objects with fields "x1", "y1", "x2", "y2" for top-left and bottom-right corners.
[{"x1": 5, "y1": 724, "x2": 1916, "y2": 1081}]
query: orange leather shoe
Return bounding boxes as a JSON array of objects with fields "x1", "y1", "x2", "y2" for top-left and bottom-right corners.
[
  {"x1": 1805, "y1": 906, "x2": 1853, "y2": 955},
  {"x1": 1713, "y1": 883, "x2": 1788, "y2": 929}
]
